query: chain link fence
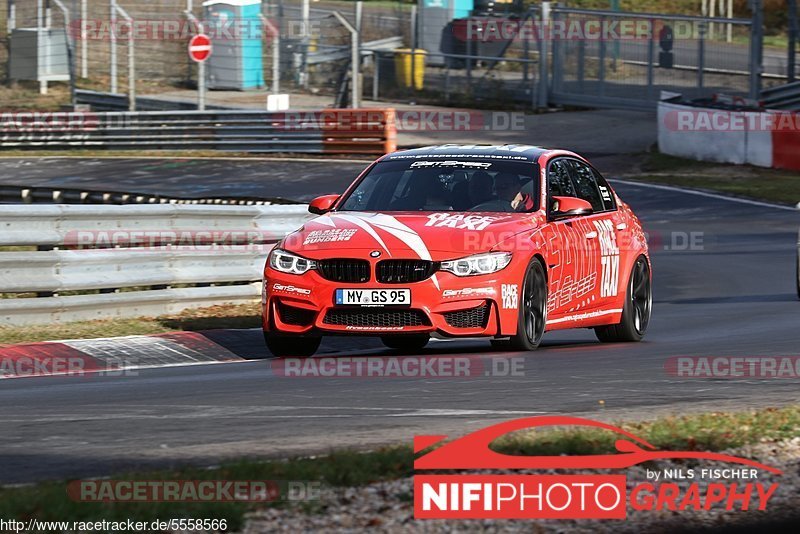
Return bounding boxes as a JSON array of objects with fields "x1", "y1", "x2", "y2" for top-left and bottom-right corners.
[{"x1": 0, "y1": 0, "x2": 796, "y2": 112}]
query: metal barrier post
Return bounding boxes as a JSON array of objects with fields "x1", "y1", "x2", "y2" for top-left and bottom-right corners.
[
  {"x1": 113, "y1": 4, "x2": 135, "y2": 111},
  {"x1": 332, "y1": 11, "x2": 360, "y2": 108},
  {"x1": 7, "y1": 0, "x2": 15, "y2": 32},
  {"x1": 37, "y1": 0, "x2": 46, "y2": 94},
  {"x1": 523, "y1": 27, "x2": 530, "y2": 82},
  {"x1": 646, "y1": 19, "x2": 655, "y2": 99},
  {"x1": 466, "y1": 35, "x2": 472, "y2": 87},
  {"x1": 748, "y1": 0, "x2": 762, "y2": 99},
  {"x1": 372, "y1": 51, "x2": 380, "y2": 100},
  {"x1": 80, "y1": 0, "x2": 87, "y2": 78},
  {"x1": 697, "y1": 22, "x2": 706, "y2": 90},
  {"x1": 577, "y1": 39, "x2": 585, "y2": 92},
  {"x1": 411, "y1": 5, "x2": 417, "y2": 93},
  {"x1": 537, "y1": 1, "x2": 550, "y2": 108},
  {"x1": 598, "y1": 15, "x2": 606, "y2": 96},
  {"x1": 52, "y1": 0, "x2": 76, "y2": 107},
  {"x1": 789, "y1": 0, "x2": 797, "y2": 82},
  {"x1": 185, "y1": 12, "x2": 206, "y2": 110},
  {"x1": 301, "y1": 0, "x2": 309, "y2": 87},
  {"x1": 110, "y1": 0, "x2": 117, "y2": 93},
  {"x1": 260, "y1": 15, "x2": 281, "y2": 94},
  {"x1": 551, "y1": 10, "x2": 560, "y2": 93}
]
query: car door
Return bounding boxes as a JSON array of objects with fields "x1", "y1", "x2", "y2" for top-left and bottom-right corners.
[
  {"x1": 564, "y1": 158, "x2": 622, "y2": 313},
  {"x1": 541, "y1": 158, "x2": 589, "y2": 321}
]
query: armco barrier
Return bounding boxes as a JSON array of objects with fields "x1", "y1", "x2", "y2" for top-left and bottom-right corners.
[
  {"x1": 658, "y1": 100, "x2": 800, "y2": 171},
  {"x1": 0, "y1": 109, "x2": 397, "y2": 155},
  {"x1": 0, "y1": 183, "x2": 296, "y2": 206},
  {"x1": 0, "y1": 204, "x2": 312, "y2": 325}
]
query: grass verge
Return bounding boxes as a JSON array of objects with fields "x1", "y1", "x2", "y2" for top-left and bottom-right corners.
[
  {"x1": 0, "y1": 405, "x2": 797, "y2": 531},
  {"x1": 0, "y1": 302, "x2": 262, "y2": 345},
  {"x1": 625, "y1": 152, "x2": 800, "y2": 206}
]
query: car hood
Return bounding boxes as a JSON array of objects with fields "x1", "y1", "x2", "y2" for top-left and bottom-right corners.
[{"x1": 282, "y1": 211, "x2": 541, "y2": 260}]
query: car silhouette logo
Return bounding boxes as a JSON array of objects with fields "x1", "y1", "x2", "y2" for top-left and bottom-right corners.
[{"x1": 414, "y1": 416, "x2": 782, "y2": 473}]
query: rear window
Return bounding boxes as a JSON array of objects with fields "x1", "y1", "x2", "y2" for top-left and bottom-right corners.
[{"x1": 339, "y1": 158, "x2": 540, "y2": 213}]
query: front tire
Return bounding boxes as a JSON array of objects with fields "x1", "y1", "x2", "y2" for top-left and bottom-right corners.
[
  {"x1": 508, "y1": 259, "x2": 547, "y2": 351},
  {"x1": 264, "y1": 333, "x2": 321, "y2": 357},
  {"x1": 381, "y1": 334, "x2": 430, "y2": 352},
  {"x1": 595, "y1": 255, "x2": 652, "y2": 343}
]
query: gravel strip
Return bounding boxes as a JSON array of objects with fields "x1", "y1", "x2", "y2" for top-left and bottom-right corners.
[{"x1": 242, "y1": 438, "x2": 800, "y2": 533}]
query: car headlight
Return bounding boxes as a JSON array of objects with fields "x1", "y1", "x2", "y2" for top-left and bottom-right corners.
[
  {"x1": 269, "y1": 249, "x2": 316, "y2": 275},
  {"x1": 440, "y1": 252, "x2": 512, "y2": 276}
]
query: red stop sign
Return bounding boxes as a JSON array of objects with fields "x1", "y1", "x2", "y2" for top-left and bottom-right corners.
[{"x1": 189, "y1": 34, "x2": 212, "y2": 63}]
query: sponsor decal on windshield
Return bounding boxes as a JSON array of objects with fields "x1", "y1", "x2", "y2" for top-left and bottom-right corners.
[{"x1": 410, "y1": 161, "x2": 493, "y2": 169}]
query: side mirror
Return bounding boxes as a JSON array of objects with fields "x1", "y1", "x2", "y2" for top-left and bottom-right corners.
[
  {"x1": 308, "y1": 194, "x2": 339, "y2": 215},
  {"x1": 550, "y1": 196, "x2": 593, "y2": 220}
]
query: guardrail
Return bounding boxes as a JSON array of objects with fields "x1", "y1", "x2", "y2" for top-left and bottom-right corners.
[
  {"x1": 75, "y1": 89, "x2": 238, "y2": 112},
  {"x1": 761, "y1": 81, "x2": 800, "y2": 111},
  {"x1": 0, "y1": 184, "x2": 296, "y2": 206},
  {"x1": 0, "y1": 204, "x2": 312, "y2": 325},
  {"x1": 0, "y1": 109, "x2": 398, "y2": 155}
]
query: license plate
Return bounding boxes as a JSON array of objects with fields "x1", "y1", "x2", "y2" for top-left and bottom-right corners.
[{"x1": 335, "y1": 288, "x2": 411, "y2": 306}]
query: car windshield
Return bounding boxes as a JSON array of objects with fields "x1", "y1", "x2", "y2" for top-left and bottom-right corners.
[{"x1": 339, "y1": 158, "x2": 540, "y2": 213}]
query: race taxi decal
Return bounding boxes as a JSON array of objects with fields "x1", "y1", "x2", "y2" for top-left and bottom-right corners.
[
  {"x1": 595, "y1": 220, "x2": 620, "y2": 298},
  {"x1": 501, "y1": 284, "x2": 518, "y2": 309},
  {"x1": 413, "y1": 416, "x2": 781, "y2": 520},
  {"x1": 425, "y1": 213, "x2": 503, "y2": 231},
  {"x1": 303, "y1": 228, "x2": 357, "y2": 245}
]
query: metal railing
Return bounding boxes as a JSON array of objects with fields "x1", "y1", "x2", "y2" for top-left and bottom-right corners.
[
  {"x1": 549, "y1": 5, "x2": 759, "y2": 110},
  {"x1": 0, "y1": 183, "x2": 296, "y2": 206},
  {"x1": 761, "y1": 81, "x2": 800, "y2": 110},
  {"x1": 0, "y1": 108, "x2": 397, "y2": 155},
  {"x1": 0, "y1": 203, "x2": 312, "y2": 325}
]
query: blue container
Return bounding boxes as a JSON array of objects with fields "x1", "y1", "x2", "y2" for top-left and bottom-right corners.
[{"x1": 203, "y1": 0, "x2": 265, "y2": 90}]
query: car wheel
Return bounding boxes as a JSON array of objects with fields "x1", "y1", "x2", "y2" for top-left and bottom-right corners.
[
  {"x1": 381, "y1": 334, "x2": 430, "y2": 352},
  {"x1": 263, "y1": 333, "x2": 321, "y2": 358},
  {"x1": 508, "y1": 258, "x2": 547, "y2": 351},
  {"x1": 595, "y1": 255, "x2": 652, "y2": 343}
]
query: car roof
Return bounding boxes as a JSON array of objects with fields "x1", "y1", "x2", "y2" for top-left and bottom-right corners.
[{"x1": 382, "y1": 144, "x2": 550, "y2": 163}]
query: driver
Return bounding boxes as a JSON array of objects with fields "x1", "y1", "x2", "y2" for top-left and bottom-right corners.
[
  {"x1": 511, "y1": 180, "x2": 538, "y2": 212},
  {"x1": 469, "y1": 172, "x2": 520, "y2": 212},
  {"x1": 391, "y1": 168, "x2": 452, "y2": 210}
]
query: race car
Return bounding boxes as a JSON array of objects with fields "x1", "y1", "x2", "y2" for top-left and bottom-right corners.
[{"x1": 262, "y1": 144, "x2": 652, "y2": 357}]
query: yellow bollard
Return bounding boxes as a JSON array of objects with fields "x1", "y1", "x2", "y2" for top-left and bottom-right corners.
[{"x1": 394, "y1": 48, "x2": 426, "y2": 90}]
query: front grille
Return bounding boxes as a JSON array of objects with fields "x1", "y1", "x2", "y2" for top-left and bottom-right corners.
[
  {"x1": 376, "y1": 260, "x2": 436, "y2": 283},
  {"x1": 323, "y1": 309, "x2": 431, "y2": 328},
  {"x1": 277, "y1": 302, "x2": 317, "y2": 326},
  {"x1": 443, "y1": 303, "x2": 490, "y2": 329},
  {"x1": 317, "y1": 259, "x2": 370, "y2": 283}
]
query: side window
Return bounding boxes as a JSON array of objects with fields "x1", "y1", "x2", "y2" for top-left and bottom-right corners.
[
  {"x1": 592, "y1": 168, "x2": 617, "y2": 211},
  {"x1": 567, "y1": 160, "x2": 605, "y2": 212},
  {"x1": 547, "y1": 159, "x2": 576, "y2": 211}
]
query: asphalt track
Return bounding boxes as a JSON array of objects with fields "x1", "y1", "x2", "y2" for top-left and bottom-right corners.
[
  {"x1": 1, "y1": 170, "x2": 799, "y2": 485},
  {"x1": 0, "y1": 157, "x2": 370, "y2": 203}
]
